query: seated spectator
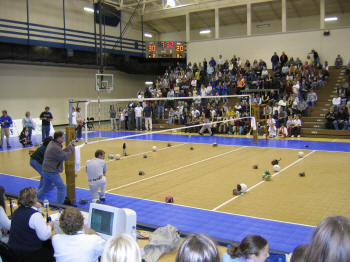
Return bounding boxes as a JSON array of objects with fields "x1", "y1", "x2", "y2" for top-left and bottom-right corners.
[
  {"x1": 334, "y1": 106, "x2": 349, "y2": 130},
  {"x1": 0, "y1": 186, "x2": 11, "y2": 243},
  {"x1": 332, "y1": 95, "x2": 341, "y2": 111},
  {"x1": 306, "y1": 90, "x2": 317, "y2": 107},
  {"x1": 222, "y1": 235, "x2": 269, "y2": 262},
  {"x1": 278, "y1": 123, "x2": 288, "y2": 138},
  {"x1": 286, "y1": 115, "x2": 293, "y2": 136},
  {"x1": 267, "y1": 115, "x2": 276, "y2": 138},
  {"x1": 325, "y1": 107, "x2": 336, "y2": 129},
  {"x1": 176, "y1": 234, "x2": 220, "y2": 262},
  {"x1": 305, "y1": 216, "x2": 350, "y2": 262},
  {"x1": 8, "y1": 187, "x2": 53, "y2": 262},
  {"x1": 19, "y1": 127, "x2": 32, "y2": 147},
  {"x1": 291, "y1": 114, "x2": 302, "y2": 137},
  {"x1": 101, "y1": 233, "x2": 141, "y2": 262},
  {"x1": 52, "y1": 207, "x2": 105, "y2": 262},
  {"x1": 335, "y1": 54, "x2": 343, "y2": 69}
]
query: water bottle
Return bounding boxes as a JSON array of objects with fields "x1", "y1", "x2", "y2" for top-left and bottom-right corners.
[{"x1": 43, "y1": 199, "x2": 49, "y2": 211}]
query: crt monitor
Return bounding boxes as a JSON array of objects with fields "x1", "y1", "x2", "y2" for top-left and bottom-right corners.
[{"x1": 88, "y1": 203, "x2": 123, "y2": 240}]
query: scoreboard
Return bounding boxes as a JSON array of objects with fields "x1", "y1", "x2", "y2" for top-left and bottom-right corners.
[{"x1": 145, "y1": 41, "x2": 186, "y2": 58}]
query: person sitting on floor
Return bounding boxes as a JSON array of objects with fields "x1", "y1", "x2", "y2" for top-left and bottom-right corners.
[{"x1": 19, "y1": 127, "x2": 32, "y2": 147}]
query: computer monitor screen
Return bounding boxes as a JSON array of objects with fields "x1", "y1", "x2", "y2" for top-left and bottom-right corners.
[{"x1": 90, "y1": 208, "x2": 114, "y2": 236}]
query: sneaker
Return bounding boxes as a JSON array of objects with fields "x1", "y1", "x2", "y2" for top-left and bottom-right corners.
[
  {"x1": 100, "y1": 197, "x2": 106, "y2": 202},
  {"x1": 199, "y1": 132, "x2": 203, "y2": 136},
  {"x1": 7, "y1": 145, "x2": 11, "y2": 148},
  {"x1": 291, "y1": 135, "x2": 294, "y2": 137},
  {"x1": 297, "y1": 135, "x2": 301, "y2": 138}
]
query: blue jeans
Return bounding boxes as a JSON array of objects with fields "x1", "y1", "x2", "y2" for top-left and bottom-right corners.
[
  {"x1": 136, "y1": 117, "x2": 142, "y2": 130},
  {"x1": 30, "y1": 159, "x2": 44, "y2": 191},
  {"x1": 42, "y1": 125, "x2": 50, "y2": 141},
  {"x1": 37, "y1": 171, "x2": 66, "y2": 204},
  {"x1": 157, "y1": 106, "x2": 164, "y2": 119}
]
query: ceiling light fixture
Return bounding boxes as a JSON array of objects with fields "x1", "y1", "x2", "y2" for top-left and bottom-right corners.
[
  {"x1": 166, "y1": 0, "x2": 176, "y2": 8},
  {"x1": 324, "y1": 16, "x2": 338, "y2": 22},
  {"x1": 144, "y1": 33, "x2": 153, "y2": 38},
  {"x1": 145, "y1": 81, "x2": 153, "y2": 85},
  {"x1": 200, "y1": 29, "x2": 211, "y2": 34},
  {"x1": 84, "y1": 7, "x2": 94, "y2": 13}
]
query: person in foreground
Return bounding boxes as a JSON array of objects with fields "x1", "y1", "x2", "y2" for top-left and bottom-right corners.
[
  {"x1": 176, "y1": 234, "x2": 220, "y2": 262},
  {"x1": 52, "y1": 207, "x2": 105, "y2": 262},
  {"x1": 222, "y1": 235, "x2": 269, "y2": 262},
  {"x1": 101, "y1": 233, "x2": 141, "y2": 262},
  {"x1": 305, "y1": 216, "x2": 350, "y2": 262},
  {"x1": 38, "y1": 131, "x2": 74, "y2": 204},
  {"x1": 8, "y1": 187, "x2": 53, "y2": 262},
  {"x1": 0, "y1": 185, "x2": 11, "y2": 243}
]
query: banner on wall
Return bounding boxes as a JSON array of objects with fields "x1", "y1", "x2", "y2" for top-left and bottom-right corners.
[{"x1": 9, "y1": 118, "x2": 54, "y2": 137}]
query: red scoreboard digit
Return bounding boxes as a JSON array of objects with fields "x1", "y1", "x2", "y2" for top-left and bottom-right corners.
[{"x1": 146, "y1": 41, "x2": 186, "y2": 58}]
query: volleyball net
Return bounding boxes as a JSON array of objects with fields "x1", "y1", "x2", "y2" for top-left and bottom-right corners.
[{"x1": 69, "y1": 94, "x2": 258, "y2": 145}]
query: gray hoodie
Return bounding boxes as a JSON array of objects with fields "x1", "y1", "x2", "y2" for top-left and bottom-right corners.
[{"x1": 42, "y1": 140, "x2": 73, "y2": 173}]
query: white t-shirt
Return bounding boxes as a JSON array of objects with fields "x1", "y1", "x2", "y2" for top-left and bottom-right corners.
[
  {"x1": 52, "y1": 232, "x2": 105, "y2": 262},
  {"x1": 134, "y1": 106, "x2": 143, "y2": 117},
  {"x1": 86, "y1": 158, "x2": 106, "y2": 181},
  {"x1": 292, "y1": 119, "x2": 302, "y2": 127}
]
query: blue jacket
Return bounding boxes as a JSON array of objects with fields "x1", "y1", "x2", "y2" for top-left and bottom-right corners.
[{"x1": 0, "y1": 115, "x2": 12, "y2": 128}]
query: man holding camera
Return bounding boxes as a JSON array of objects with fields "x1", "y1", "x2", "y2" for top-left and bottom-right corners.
[{"x1": 38, "y1": 131, "x2": 74, "y2": 204}]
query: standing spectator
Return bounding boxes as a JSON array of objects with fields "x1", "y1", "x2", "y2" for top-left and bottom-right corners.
[
  {"x1": 0, "y1": 186, "x2": 11, "y2": 243},
  {"x1": 85, "y1": 149, "x2": 107, "y2": 203},
  {"x1": 157, "y1": 94, "x2": 165, "y2": 120},
  {"x1": 101, "y1": 233, "x2": 141, "y2": 262},
  {"x1": 280, "y1": 51, "x2": 288, "y2": 66},
  {"x1": 0, "y1": 110, "x2": 12, "y2": 149},
  {"x1": 22, "y1": 111, "x2": 35, "y2": 142},
  {"x1": 334, "y1": 54, "x2": 343, "y2": 69},
  {"x1": 8, "y1": 187, "x2": 54, "y2": 262},
  {"x1": 19, "y1": 127, "x2": 32, "y2": 147},
  {"x1": 199, "y1": 105, "x2": 213, "y2": 136},
  {"x1": 127, "y1": 104, "x2": 135, "y2": 131},
  {"x1": 222, "y1": 235, "x2": 269, "y2": 262},
  {"x1": 109, "y1": 105, "x2": 117, "y2": 130},
  {"x1": 305, "y1": 216, "x2": 350, "y2": 262},
  {"x1": 118, "y1": 108, "x2": 125, "y2": 130},
  {"x1": 52, "y1": 207, "x2": 105, "y2": 262},
  {"x1": 134, "y1": 103, "x2": 143, "y2": 131},
  {"x1": 38, "y1": 131, "x2": 74, "y2": 204},
  {"x1": 40, "y1": 106, "x2": 53, "y2": 141},
  {"x1": 144, "y1": 102, "x2": 152, "y2": 131},
  {"x1": 75, "y1": 107, "x2": 83, "y2": 141},
  {"x1": 30, "y1": 137, "x2": 53, "y2": 192},
  {"x1": 291, "y1": 114, "x2": 302, "y2": 137},
  {"x1": 310, "y1": 49, "x2": 320, "y2": 65}
]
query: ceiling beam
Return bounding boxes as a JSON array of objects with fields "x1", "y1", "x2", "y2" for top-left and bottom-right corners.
[
  {"x1": 142, "y1": 0, "x2": 276, "y2": 22},
  {"x1": 289, "y1": 0, "x2": 301, "y2": 17},
  {"x1": 231, "y1": 8, "x2": 245, "y2": 24}
]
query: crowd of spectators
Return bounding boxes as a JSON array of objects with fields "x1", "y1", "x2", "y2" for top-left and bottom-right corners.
[
  {"x1": 325, "y1": 65, "x2": 350, "y2": 130},
  {"x1": 116, "y1": 50, "x2": 336, "y2": 137}
]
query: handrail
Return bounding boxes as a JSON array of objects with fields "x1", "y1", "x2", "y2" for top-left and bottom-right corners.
[{"x1": 0, "y1": 18, "x2": 145, "y2": 56}]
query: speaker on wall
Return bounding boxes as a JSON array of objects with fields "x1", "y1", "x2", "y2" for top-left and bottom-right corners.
[{"x1": 323, "y1": 30, "x2": 330, "y2": 36}]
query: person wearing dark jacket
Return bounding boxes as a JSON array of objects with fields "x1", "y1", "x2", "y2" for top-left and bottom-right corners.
[
  {"x1": 37, "y1": 131, "x2": 74, "y2": 204},
  {"x1": 30, "y1": 137, "x2": 53, "y2": 192},
  {"x1": 271, "y1": 52, "x2": 279, "y2": 71}
]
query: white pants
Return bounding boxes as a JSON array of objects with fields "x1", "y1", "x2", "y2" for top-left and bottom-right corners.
[
  {"x1": 200, "y1": 119, "x2": 212, "y2": 135},
  {"x1": 145, "y1": 117, "x2": 152, "y2": 131},
  {"x1": 89, "y1": 176, "x2": 106, "y2": 202}
]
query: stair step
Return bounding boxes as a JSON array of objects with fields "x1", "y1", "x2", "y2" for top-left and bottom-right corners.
[{"x1": 301, "y1": 128, "x2": 350, "y2": 138}]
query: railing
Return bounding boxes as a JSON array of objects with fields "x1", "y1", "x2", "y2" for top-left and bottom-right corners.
[{"x1": 0, "y1": 18, "x2": 145, "y2": 56}]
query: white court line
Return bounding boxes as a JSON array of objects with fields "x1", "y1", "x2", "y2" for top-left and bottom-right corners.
[
  {"x1": 106, "y1": 146, "x2": 247, "y2": 192},
  {"x1": 212, "y1": 150, "x2": 316, "y2": 211}
]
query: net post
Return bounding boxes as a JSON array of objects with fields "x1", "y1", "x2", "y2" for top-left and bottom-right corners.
[
  {"x1": 84, "y1": 101, "x2": 89, "y2": 144},
  {"x1": 68, "y1": 99, "x2": 73, "y2": 126},
  {"x1": 65, "y1": 126, "x2": 76, "y2": 203},
  {"x1": 252, "y1": 104, "x2": 260, "y2": 144}
]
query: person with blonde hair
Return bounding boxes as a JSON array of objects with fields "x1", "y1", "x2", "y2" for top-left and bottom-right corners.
[{"x1": 101, "y1": 233, "x2": 141, "y2": 262}]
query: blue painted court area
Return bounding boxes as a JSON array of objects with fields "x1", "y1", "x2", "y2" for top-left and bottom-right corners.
[
  {"x1": 95, "y1": 130, "x2": 350, "y2": 153},
  {"x1": 1, "y1": 131, "x2": 349, "y2": 153},
  {"x1": 0, "y1": 173, "x2": 313, "y2": 255}
]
